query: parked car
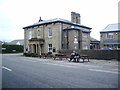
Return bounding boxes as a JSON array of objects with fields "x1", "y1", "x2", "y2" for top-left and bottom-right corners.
[{"x1": 101, "y1": 47, "x2": 113, "y2": 50}]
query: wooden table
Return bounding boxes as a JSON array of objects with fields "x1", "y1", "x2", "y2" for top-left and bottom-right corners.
[{"x1": 53, "y1": 54, "x2": 68, "y2": 60}]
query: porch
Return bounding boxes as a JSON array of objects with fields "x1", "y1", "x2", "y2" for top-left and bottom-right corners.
[{"x1": 28, "y1": 38, "x2": 44, "y2": 55}]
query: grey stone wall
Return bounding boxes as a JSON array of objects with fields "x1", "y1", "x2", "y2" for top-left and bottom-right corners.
[{"x1": 59, "y1": 49, "x2": 120, "y2": 60}]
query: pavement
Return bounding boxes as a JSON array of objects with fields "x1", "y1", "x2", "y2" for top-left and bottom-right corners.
[{"x1": 23, "y1": 55, "x2": 119, "y2": 73}]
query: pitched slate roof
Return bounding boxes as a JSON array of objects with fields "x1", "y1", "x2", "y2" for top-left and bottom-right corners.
[
  {"x1": 63, "y1": 25, "x2": 91, "y2": 32},
  {"x1": 63, "y1": 25, "x2": 80, "y2": 30},
  {"x1": 90, "y1": 37, "x2": 99, "y2": 42},
  {"x1": 100, "y1": 23, "x2": 120, "y2": 33},
  {"x1": 23, "y1": 18, "x2": 92, "y2": 30}
]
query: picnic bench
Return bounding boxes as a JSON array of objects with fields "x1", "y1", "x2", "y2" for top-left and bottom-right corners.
[
  {"x1": 80, "y1": 55, "x2": 90, "y2": 62},
  {"x1": 39, "y1": 53, "x2": 53, "y2": 59},
  {"x1": 53, "y1": 54, "x2": 68, "y2": 60}
]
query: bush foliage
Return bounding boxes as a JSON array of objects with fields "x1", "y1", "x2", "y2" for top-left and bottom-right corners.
[
  {"x1": 2, "y1": 44, "x2": 23, "y2": 53},
  {"x1": 23, "y1": 53, "x2": 38, "y2": 57}
]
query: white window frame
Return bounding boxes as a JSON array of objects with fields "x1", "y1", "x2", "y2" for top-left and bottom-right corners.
[
  {"x1": 37, "y1": 30, "x2": 40, "y2": 36},
  {"x1": 48, "y1": 44, "x2": 52, "y2": 52},
  {"x1": 48, "y1": 27, "x2": 52, "y2": 37},
  {"x1": 29, "y1": 31, "x2": 32, "y2": 39},
  {"x1": 74, "y1": 38, "x2": 78, "y2": 43},
  {"x1": 74, "y1": 30, "x2": 77, "y2": 37},
  {"x1": 106, "y1": 33, "x2": 114, "y2": 39}
]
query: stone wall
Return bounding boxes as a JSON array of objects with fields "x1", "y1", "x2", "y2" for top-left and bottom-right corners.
[{"x1": 59, "y1": 49, "x2": 120, "y2": 60}]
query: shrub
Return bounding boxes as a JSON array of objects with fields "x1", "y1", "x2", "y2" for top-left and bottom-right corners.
[
  {"x1": 48, "y1": 52, "x2": 52, "y2": 54},
  {"x1": 2, "y1": 44, "x2": 23, "y2": 53},
  {"x1": 23, "y1": 53, "x2": 38, "y2": 57},
  {"x1": 30, "y1": 53, "x2": 38, "y2": 57}
]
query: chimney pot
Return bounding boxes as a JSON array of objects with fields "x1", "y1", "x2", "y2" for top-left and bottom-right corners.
[{"x1": 39, "y1": 17, "x2": 43, "y2": 22}]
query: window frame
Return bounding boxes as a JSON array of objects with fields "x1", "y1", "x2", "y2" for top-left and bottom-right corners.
[
  {"x1": 37, "y1": 30, "x2": 40, "y2": 36},
  {"x1": 48, "y1": 44, "x2": 52, "y2": 52},
  {"x1": 106, "y1": 33, "x2": 114, "y2": 39},
  {"x1": 83, "y1": 33, "x2": 88, "y2": 38},
  {"x1": 48, "y1": 27, "x2": 52, "y2": 37},
  {"x1": 64, "y1": 31, "x2": 68, "y2": 37},
  {"x1": 74, "y1": 30, "x2": 78, "y2": 37},
  {"x1": 83, "y1": 45, "x2": 89, "y2": 50},
  {"x1": 29, "y1": 31, "x2": 32, "y2": 39}
]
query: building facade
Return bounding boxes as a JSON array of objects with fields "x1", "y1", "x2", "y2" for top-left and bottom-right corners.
[
  {"x1": 90, "y1": 37, "x2": 100, "y2": 50},
  {"x1": 23, "y1": 12, "x2": 92, "y2": 55},
  {"x1": 100, "y1": 23, "x2": 120, "y2": 50}
]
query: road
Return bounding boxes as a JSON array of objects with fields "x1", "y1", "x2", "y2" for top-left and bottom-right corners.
[{"x1": 2, "y1": 54, "x2": 119, "y2": 88}]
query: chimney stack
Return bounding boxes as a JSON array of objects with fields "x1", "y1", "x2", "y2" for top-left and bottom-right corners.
[{"x1": 71, "y1": 12, "x2": 81, "y2": 24}]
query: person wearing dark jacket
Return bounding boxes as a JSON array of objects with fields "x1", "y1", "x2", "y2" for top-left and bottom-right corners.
[
  {"x1": 74, "y1": 53, "x2": 81, "y2": 62},
  {"x1": 69, "y1": 51, "x2": 81, "y2": 62},
  {"x1": 69, "y1": 51, "x2": 76, "y2": 62}
]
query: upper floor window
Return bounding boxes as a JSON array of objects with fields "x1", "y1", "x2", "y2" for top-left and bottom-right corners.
[
  {"x1": 74, "y1": 31, "x2": 78, "y2": 37},
  {"x1": 83, "y1": 33, "x2": 88, "y2": 38},
  {"x1": 29, "y1": 31, "x2": 32, "y2": 39},
  {"x1": 106, "y1": 33, "x2": 114, "y2": 39},
  {"x1": 64, "y1": 31, "x2": 67, "y2": 37},
  {"x1": 48, "y1": 27, "x2": 52, "y2": 37},
  {"x1": 37, "y1": 30, "x2": 40, "y2": 36},
  {"x1": 74, "y1": 38, "x2": 78, "y2": 43}
]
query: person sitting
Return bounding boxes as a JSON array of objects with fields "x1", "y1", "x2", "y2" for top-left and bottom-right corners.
[
  {"x1": 69, "y1": 51, "x2": 81, "y2": 62},
  {"x1": 74, "y1": 53, "x2": 80, "y2": 62},
  {"x1": 69, "y1": 50, "x2": 76, "y2": 62}
]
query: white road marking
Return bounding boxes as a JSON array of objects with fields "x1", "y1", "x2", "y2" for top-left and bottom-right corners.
[
  {"x1": 2, "y1": 66, "x2": 12, "y2": 71},
  {"x1": 89, "y1": 69, "x2": 118, "y2": 74}
]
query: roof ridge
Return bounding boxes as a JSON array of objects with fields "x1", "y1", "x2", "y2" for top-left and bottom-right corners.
[{"x1": 23, "y1": 18, "x2": 92, "y2": 29}]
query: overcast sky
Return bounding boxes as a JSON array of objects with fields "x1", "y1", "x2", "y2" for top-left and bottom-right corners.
[{"x1": 0, "y1": 0, "x2": 119, "y2": 42}]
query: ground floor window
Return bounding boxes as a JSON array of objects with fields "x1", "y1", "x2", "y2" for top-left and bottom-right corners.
[
  {"x1": 48, "y1": 44, "x2": 52, "y2": 52},
  {"x1": 118, "y1": 44, "x2": 120, "y2": 48},
  {"x1": 74, "y1": 43, "x2": 78, "y2": 49},
  {"x1": 103, "y1": 44, "x2": 120, "y2": 50},
  {"x1": 83, "y1": 45, "x2": 89, "y2": 50}
]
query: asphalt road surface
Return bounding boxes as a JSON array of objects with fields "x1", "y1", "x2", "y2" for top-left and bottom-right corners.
[{"x1": 2, "y1": 54, "x2": 119, "y2": 88}]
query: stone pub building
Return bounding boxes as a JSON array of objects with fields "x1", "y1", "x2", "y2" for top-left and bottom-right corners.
[{"x1": 23, "y1": 12, "x2": 92, "y2": 55}]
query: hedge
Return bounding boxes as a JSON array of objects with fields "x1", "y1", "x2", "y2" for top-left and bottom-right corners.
[
  {"x1": 23, "y1": 53, "x2": 38, "y2": 57},
  {"x1": 2, "y1": 44, "x2": 23, "y2": 53}
]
